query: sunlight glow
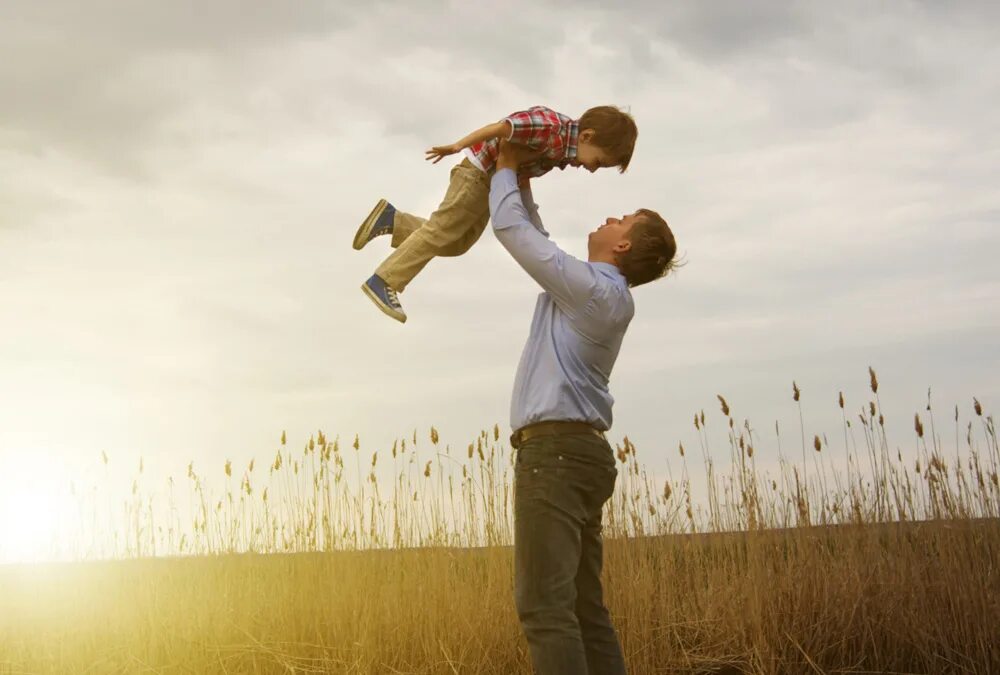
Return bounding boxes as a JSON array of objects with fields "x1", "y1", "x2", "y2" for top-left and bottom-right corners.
[{"x1": 0, "y1": 452, "x2": 76, "y2": 565}]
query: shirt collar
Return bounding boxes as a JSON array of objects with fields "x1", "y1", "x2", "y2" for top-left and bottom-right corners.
[
  {"x1": 591, "y1": 261, "x2": 628, "y2": 286},
  {"x1": 564, "y1": 120, "x2": 580, "y2": 160}
]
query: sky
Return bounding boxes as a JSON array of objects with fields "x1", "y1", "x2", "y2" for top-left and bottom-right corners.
[{"x1": 2, "y1": 1, "x2": 999, "y2": 562}]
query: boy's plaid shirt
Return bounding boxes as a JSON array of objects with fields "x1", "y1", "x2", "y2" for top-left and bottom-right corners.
[{"x1": 468, "y1": 106, "x2": 579, "y2": 178}]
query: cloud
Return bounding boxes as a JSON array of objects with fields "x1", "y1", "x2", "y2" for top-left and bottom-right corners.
[{"x1": 1, "y1": 1, "x2": 998, "y2": 526}]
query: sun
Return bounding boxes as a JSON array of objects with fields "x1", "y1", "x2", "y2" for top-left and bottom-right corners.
[{"x1": 0, "y1": 451, "x2": 77, "y2": 565}]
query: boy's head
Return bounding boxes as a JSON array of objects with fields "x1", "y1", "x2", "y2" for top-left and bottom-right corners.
[
  {"x1": 573, "y1": 106, "x2": 638, "y2": 174},
  {"x1": 588, "y1": 208, "x2": 677, "y2": 287}
]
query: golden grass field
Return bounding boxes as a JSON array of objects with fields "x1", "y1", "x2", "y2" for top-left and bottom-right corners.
[{"x1": 1, "y1": 369, "x2": 998, "y2": 674}]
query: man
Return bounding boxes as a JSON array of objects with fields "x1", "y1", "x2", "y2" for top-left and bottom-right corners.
[{"x1": 490, "y1": 139, "x2": 678, "y2": 675}]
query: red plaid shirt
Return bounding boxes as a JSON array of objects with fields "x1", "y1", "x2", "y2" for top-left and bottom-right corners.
[{"x1": 467, "y1": 106, "x2": 579, "y2": 178}]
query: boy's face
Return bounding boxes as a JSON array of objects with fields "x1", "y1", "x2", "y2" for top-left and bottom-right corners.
[{"x1": 572, "y1": 129, "x2": 618, "y2": 173}]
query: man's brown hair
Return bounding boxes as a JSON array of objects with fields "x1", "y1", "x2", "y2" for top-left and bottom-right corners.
[
  {"x1": 579, "y1": 106, "x2": 638, "y2": 173},
  {"x1": 617, "y1": 209, "x2": 678, "y2": 287}
]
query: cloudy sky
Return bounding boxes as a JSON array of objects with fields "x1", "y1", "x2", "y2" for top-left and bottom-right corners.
[{"x1": 2, "y1": 1, "x2": 998, "y2": 560}]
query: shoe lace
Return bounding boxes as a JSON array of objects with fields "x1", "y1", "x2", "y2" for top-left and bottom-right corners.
[{"x1": 385, "y1": 287, "x2": 400, "y2": 306}]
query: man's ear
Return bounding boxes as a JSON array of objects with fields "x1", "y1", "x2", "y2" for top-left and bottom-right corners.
[
  {"x1": 614, "y1": 239, "x2": 632, "y2": 254},
  {"x1": 579, "y1": 128, "x2": 596, "y2": 144}
]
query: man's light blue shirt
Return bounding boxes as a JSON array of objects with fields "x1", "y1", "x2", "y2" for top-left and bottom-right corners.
[{"x1": 489, "y1": 168, "x2": 634, "y2": 432}]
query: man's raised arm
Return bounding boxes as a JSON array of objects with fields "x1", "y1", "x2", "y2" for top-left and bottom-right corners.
[{"x1": 489, "y1": 145, "x2": 598, "y2": 317}]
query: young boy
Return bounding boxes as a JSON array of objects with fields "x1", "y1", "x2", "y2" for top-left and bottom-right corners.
[{"x1": 353, "y1": 105, "x2": 638, "y2": 323}]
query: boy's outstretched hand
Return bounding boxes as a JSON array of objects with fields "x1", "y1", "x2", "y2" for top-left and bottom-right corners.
[{"x1": 425, "y1": 143, "x2": 462, "y2": 163}]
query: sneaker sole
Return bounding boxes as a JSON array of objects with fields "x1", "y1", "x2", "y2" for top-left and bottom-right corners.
[
  {"x1": 360, "y1": 281, "x2": 407, "y2": 323},
  {"x1": 353, "y1": 198, "x2": 389, "y2": 250}
]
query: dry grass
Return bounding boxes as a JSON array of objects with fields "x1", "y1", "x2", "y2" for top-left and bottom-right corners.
[{"x1": 1, "y1": 368, "x2": 998, "y2": 673}]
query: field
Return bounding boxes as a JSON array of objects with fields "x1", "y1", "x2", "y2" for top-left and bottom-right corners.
[{"x1": 1, "y1": 370, "x2": 998, "y2": 674}]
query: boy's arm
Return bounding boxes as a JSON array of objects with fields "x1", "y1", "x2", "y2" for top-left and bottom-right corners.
[
  {"x1": 425, "y1": 106, "x2": 562, "y2": 164},
  {"x1": 425, "y1": 121, "x2": 512, "y2": 164}
]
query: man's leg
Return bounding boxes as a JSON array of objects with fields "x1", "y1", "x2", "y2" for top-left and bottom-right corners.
[
  {"x1": 375, "y1": 160, "x2": 489, "y2": 293},
  {"x1": 514, "y1": 439, "x2": 589, "y2": 675},
  {"x1": 576, "y1": 489, "x2": 627, "y2": 675}
]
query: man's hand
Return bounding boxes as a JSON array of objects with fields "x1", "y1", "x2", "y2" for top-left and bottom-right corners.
[
  {"x1": 496, "y1": 139, "x2": 544, "y2": 172},
  {"x1": 425, "y1": 143, "x2": 462, "y2": 164}
]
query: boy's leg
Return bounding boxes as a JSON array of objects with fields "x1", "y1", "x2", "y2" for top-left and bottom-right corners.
[
  {"x1": 387, "y1": 210, "x2": 426, "y2": 248},
  {"x1": 390, "y1": 208, "x2": 488, "y2": 257},
  {"x1": 376, "y1": 159, "x2": 490, "y2": 293}
]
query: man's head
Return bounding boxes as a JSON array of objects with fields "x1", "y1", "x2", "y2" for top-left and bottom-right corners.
[
  {"x1": 572, "y1": 106, "x2": 638, "y2": 174},
  {"x1": 588, "y1": 209, "x2": 677, "y2": 287}
]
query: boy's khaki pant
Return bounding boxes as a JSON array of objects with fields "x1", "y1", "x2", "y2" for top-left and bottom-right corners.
[{"x1": 376, "y1": 158, "x2": 492, "y2": 292}]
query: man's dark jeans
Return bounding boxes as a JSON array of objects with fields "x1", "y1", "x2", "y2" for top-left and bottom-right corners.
[{"x1": 513, "y1": 431, "x2": 627, "y2": 675}]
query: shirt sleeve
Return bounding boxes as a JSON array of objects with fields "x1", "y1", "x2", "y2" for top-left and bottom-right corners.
[
  {"x1": 490, "y1": 169, "x2": 596, "y2": 318},
  {"x1": 502, "y1": 106, "x2": 562, "y2": 149},
  {"x1": 519, "y1": 182, "x2": 549, "y2": 238}
]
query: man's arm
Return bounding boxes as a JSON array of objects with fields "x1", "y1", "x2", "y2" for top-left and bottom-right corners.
[
  {"x1": 425, "y1": 121, "x2": 511, "y2": 163},
  {"x1": 518, "y1": 179, "x2": 549, "y2": 237},
  {"x1": 490, "y1": 168, "x2": 596, "y2": 317}
]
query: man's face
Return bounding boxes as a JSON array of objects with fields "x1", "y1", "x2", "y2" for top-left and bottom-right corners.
[
  {"x1": 588, "y1": 212, "x2": 641, "y2": 257},
  {"x1": 571, "y1": 132, "x2": 618, "y2": 173}
]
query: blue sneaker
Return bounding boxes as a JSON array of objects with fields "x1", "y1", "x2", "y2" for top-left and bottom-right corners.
[
  {"x1": 361, "y1": 274, "x2": 406, "y2": 323},
  {"x1": 353, "y1": 199, "x2": 395, "y2": 250}
]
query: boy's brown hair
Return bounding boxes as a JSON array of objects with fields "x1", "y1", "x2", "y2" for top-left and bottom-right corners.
[
  {"x1": 617, "y1": 209, "x2": 678, "y2": 287},
  {"x1": 579, "y1": 106, "x2": 638, "y2": 173}
]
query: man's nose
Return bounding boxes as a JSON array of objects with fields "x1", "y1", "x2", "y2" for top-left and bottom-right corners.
[{"x1": 588, "y1": 166, "x2": 596, "y2": 173}]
